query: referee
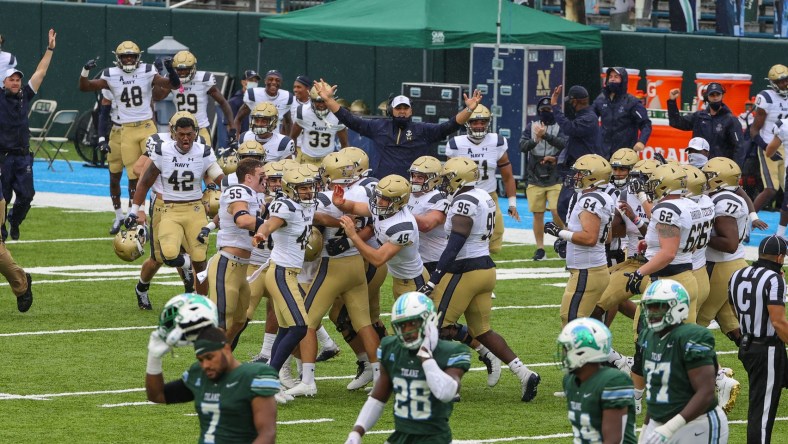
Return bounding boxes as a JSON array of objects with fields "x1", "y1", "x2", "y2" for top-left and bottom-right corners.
[{"x1": 728, "y1": 235, "x2": 788, "y2": 444}]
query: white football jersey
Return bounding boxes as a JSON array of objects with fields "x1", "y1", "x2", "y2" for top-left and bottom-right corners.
[
  {"x1": 445, "y1": 133, "x2": 508, "y2": 193},
  {"x1": 689, "y1": 194, "x2": 715, "y2": 270},
  {"x1": 150, "y1": 140, "x2": 217, "y2": 202},
  {"x1": 249, "y1": 200, "x2": 273, "y2": 266},
  {"x1": 618, "y1": 189, "x2": 649, "y2": 256},
  {"x1": 101, "y1": 89, "x2": 120, "y2": 123},
  {"x1": 293, "y1": 104, "x2": 346, "y2": 158},
  {"x1": 566, "y1": 190, "x2": 615, "y2": 269},
  {"x1": 100, "y1": 64, "x2": 156, "y2": 124},
  {"x1": 240, "y1": 131, "x2": 295, "y2": 161},
  {"x1": 705, "y1": 191, "x2": 748, "y2": 262},
  {"x1": 216, "y1": 184, "x2": 260, "y2": 251},
  {"x1": 243, "y1": 87, "x2": 293, "y2": 131},
  {"x1": 173, "y1": 71, "x2": 216, "y2": 129},
  {"x1": 371, "y1": 206, "x2": 423, "y2": 279},
  {"x1": 346, "y1": 180, "x2": 378, "y2": 249},
  {"x1": 314, "y1": 186, "x2": 366, "y2": 259},
  {"x1": 268, "y1": 198, "x2": 315, "y2": 269},
  {"x1": 645, "y1": 198, "x2": 702, "y2": 266},
  {"x1": 445, "y1": 188, "x2": 498, "y2": 260},
  {"x1": 291, "y1": 97, "x2": 310, "y2": 117},
  {"x1": 407, "y1": 190, "x2": 449, "y2": 263},
  {"x1": 0, "y1": 51, "x2": 17, "y2": 72},
  {"x1": 756, "y1": 89, "x2": 788, "y2": 146},
  {"x1": 602, "y1": 183, "x2": 623, "y2": 252}
]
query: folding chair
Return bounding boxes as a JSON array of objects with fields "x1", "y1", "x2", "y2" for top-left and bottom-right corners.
[
  {"x1": 35, "y1": 110, "x2": 79, "y2": 172},
  {"x1": 27, "y1": 99, "x2": 58, "y2": 138}
]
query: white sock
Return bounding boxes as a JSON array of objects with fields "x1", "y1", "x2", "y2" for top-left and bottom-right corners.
[
  {"x1": 301, "y1": 363, "x2": 315, "y2": 385},
  {"x1": 316, "y1": 326, "x2": 335, "y2": 348},
  {"x1": 634, "y1": 388, "x2": 644, "y2": 401},
  {"x1": 115, "y1": 208, "x2": 124, "y2": 219},
  {"x1": 508, "y1": 357, "x2": 528, "y2": 376},
  {"x1": 474, "y1": 344, "x2": 490, "y2": 356},
  {"x1": 778, "y1": 225, "x2": 787, "y2": 237},
  {"x1": 260, "y1": 333, "x2": 276, "y2": 357},
  {"x1": 181, "y1": 253, "x2": 192, "y2": 270},
  {"x1": 356, "y1": 352, "x2": 369, "y2": 363},
  {"x1": 371, "y1": 362, "x2": 380, "y2": 383}
]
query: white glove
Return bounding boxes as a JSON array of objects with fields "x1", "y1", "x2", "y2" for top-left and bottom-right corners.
[
  {"x1": 416, "y1": 312, "x2": 440, "y2": 359},
  {"x1": 148, "y1": 330, "x2": 172, "y2": 359},
  {"x1": 164, "y1": 326, "x2": 189, "y2": 347},
  {"x1": 344, "y1": 431, "x2": 362, "y2": 444},
  {"x1": 642, "y1": 415, "x2": 686, "y2": 444}
]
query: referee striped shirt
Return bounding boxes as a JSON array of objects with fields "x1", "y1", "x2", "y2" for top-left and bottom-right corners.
[{"x1": 728, "y1": 265, "x2": 787, "y2": 339}]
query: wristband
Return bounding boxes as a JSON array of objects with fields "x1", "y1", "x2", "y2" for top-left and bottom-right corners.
[
  {"x1": 80, "y1": 68, "x2": 90, "y2": 78},
  {"x1": 47, "y1": 47, "x2": 54, "y2": 52},
  {"x1": 98, "y1": 137, "x2": 106, "y2": 143},
  {"x1": 465, "y1": 107, "x2": 474, "y2": 113},
  {"x1": 558, "y1": 230, "x2": 574, "y2": 241},
  {"x1": 661, "y1": 414, "x2": 687, "y2": 434},
  {"x1": 637, "y1": 192, "x2": 649, "y2": 204},
  {"x1": 131, "y1": 204, "x2": 140, "y2": 214},
  {"x1": 750, "y1": 211, "x2": 759, "y2": 222},
  {"x1": 508, "y1": 196, "x2": 516, "y2": 207},
  {"x1": 206, "y1": 221, "x2": 217, "y2": 231},
  {"x1": 146, "y1": 353, "x2": 163, "y2": 375},
  {"x1": 636, "y1": 218, "x2": 646, "y2": 229}
]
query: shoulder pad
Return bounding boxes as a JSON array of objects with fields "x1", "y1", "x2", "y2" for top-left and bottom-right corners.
[
  {"x1": 203, "y1": 145, "x2": 213, "y2": 157},
  {"x1": 275, "y1": 198, "x2": 296, "y2": 212},
  {"x1": 581, "y1": 191, "x2": 608, "y2": 209},
  {"x1": 286, "y1": 92, "x2": 293, "y2": 105},
  {"x1": 496, "y1": 134, "x2": 505, "y2": 146},
  {"x1": 9, "y1": 55, "x2": 16, "y2": 65},
  {"x1": 154, "y1": 140, "x2": 164, "y2": 156},
  {"x1": 428, "y1": 193, "x2": 445, "y2": 204},
  {"x1": 297, "y1": 104, "x2": 304, "y2": 121},
  {"x1": 653, "y1": 201, "x2": 682, "y2": 216},
  {"x1": 202, "y1": 71, "x2": 211, "y2": 82},
  {"x1": 278, "y1": 137, "x2": 293, "y2": 151},
  {"x1": 247, "y1": 88, "x2": 256, "y2": 102},
  {"x1": 447, "y1": 137, "x2": 458, "y2": 151},
  {"x1": 102, "y1": 68, "x2": 111, "y2": 78},
  {"x1": 145, "y1": 64, "x2": 152, "y2": 73},
  {"x1": 221, "y1": 176, "x2": 230, "y2": 188},
  {"x1": 385, "y1": 221, "x2": 415, "y2": 237},
  {"x1": 758, "y1": 91, "x2": 773, "y2": 104},
  {"x1": 453, "y1": 194, "x2": 479, "y2": 206},
  {"x1": 316, "y1": 193, "x2": 331, "y2": 207}
]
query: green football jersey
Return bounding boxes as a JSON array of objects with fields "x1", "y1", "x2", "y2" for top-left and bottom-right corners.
[
  {"x1": 182, "y1": 362, "x2": 279, "y2": 444},
  {"x1": 637, "y1": 323, "x2": 717, "y2": 423},
  {"x1": 563, "y1": 367, "x2": 637, "y2": 444},
  {"x1": 377, "y1": 336, "x2": 471, "y2": 438}
]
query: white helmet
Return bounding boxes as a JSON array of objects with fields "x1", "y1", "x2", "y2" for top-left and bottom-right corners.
[
  {"x1": 390, "y1": 291, "x2": 435, "y2": 350},
  {"x1": 157, "y1": 293, "x2": 219, "y2": 345},
  {"x1": 556, "y1": 318, "x2": 612, "y2": 372},
  {"x1": 641, "y1": 279, "x2": 690, "y2": 332}
]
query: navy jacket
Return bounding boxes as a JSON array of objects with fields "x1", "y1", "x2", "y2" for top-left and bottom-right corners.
[
  {"x1": 592, "y1": 69, "x2": 652, "y2": 157},
  {"x1": 667, "y1": 99, "x2": 744, "y2": 163},
  {"x1": 0, "y1": 84, "x2": 36, "y2": 151},
  {"x1": 227, "y1": 89, "x2": 249, "y2": 134},
  {"x1": 552, "y1": 104, "x2": 603, "y2": 167},
  {"x1": 335, "y1": 106, "x2": 462, "y2": 178}
]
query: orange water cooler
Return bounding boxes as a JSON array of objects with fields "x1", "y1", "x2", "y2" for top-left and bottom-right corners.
[
  {"x1": 645, "y1": 69, "x2": 683, "y2": 110},
  {"x1": 695, "y1": 73, "x2": 753, "y2": 115}
]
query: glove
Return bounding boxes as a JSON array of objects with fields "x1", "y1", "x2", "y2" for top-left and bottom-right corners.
[
  {"x1": 197, "y1": 226, "x2": 211, "y2": 244},
  {"x1": 625, "y1": 270, "x2": 645, "y2": 294},
  {"x1": 228, "y1": 140, "x2": 239, "y2": 151},
  {"x1": 97, "y1": 137, "x2": 110, "y2": 154},
  {"x1": 544, "y1": 221, "x2": 561, "y2": 237},
  {"x1": 153, "y1": 57, "x2": 164, "y2": 72},
  {"x1": 163, "y1": 57, "x2": 173, "y2": 71},
  {"x1": 417, "y1": 281, "x2": 436, "y2": 296},
  {"x1": 344, "y1": 431, "x2": 362, "y2": 444},
  {"x1": 205, "y1": 183, "x2": 218, "y2": 191},
  {"x1": 228, "y1": 128, "x2": 238, "y2": 145},
  {"x1": 417, "y1": 312, "x2": 440, "y2": 359},
  {"x1": 326, "y1": 237, "x2": 353, "y2": 256},
  {"x1": 124, "y1": 212, "x2": 138, "y2": 229},
  {"x1": 148, "y1": 330, "x2": 171, "y2": 359},
  {"x1": 83, "y1": 59, "x2": 98, "y2": 71},
  {"x1": 642, "y1": 415, "x2": 686, "y2": 444},
  {"x1": 554, "y1": 239, "x2": 567, "y2": 259}
]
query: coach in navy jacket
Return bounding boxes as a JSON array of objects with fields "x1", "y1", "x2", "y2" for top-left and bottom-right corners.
[{"x1": 593, "y1": 67, "x2": 652, "y2": 157}]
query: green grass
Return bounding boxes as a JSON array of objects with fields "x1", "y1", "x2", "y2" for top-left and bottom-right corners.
[{"x1": 0, "y1": 207, "x2": 783, "y2": 443}]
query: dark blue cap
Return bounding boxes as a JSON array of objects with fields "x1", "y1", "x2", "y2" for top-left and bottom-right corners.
[
  {"x1": 759, "y1": 235, "x2": 788, "y2": 256},
  {"x1": 705, "y1": 82, "x2": 726, "y2": 95}
]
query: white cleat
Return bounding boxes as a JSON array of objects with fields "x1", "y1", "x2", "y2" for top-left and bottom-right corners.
[
  {"x1": 479, "y1": 351, "x2": 502, "y2": 387},
  {"x1": 347, "y1": 360, "x2": 373, "y2": 391},
  {"x1": 719, "y1": 366, "x2": 734, "y2": 377},
  {"x1": 716, "y1": 372, "x2": 740, "y2": 414},
  {"x1": 553, "y1": 390, "x2": 567, "y2": 398},
  {"x1": 285, "y1": 381, "x2": 317, "y2": 397},
  {"x1": 279, "y1": 364, "x2": 299, "y2": 390},
  {"x1": 274, "y1": 389, "x2": 294, "y2": 404},
  {"x1": 707, "y1": 320, "x2": 721, "y2": 330},
  {"x1": 491, "y1": 292, "x2": 496, "y2": 299}
]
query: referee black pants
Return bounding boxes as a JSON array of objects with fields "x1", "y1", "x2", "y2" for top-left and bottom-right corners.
[{"x1": 739, "y1": 342, "x2": 788, "y2": 444}]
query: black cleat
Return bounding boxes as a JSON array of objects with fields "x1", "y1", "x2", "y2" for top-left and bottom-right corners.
[
  {"x1": 135, "y1": 282, "x2": 152, "y2": 310},
  {"x1": 16, "y1": 273, "x2": 33, "y2": 312},
  {"x1": 521, "y1": 372, "x2": 541, "y2": 402},
  {"x1": 315, "y1": 346, "x2": 341, "y2": 362},
  {"x1": 10, "y1": 224, "x2": 19, "y2": 241},
  {"x1": 109, "y1": 218, "x2": 123, "y2": 235},
  {"x1": 532, "y1": 248, "x2": 546, "y2": 261}
]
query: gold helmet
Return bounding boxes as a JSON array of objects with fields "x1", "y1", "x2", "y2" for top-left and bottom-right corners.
[
  {"x1": 282, "y1": 165, "x2": 318, "y2": 206},
  {"x1": 304, "y1": 227, "x2": 324, "y2": 262},
  {"x1": 409, "y1": 156, "x2": 442, "y2": 193},
  {"x1": 263, "y1": 160, "x2": 287, "y2": 198},
  {"x1": 217, "y1": 155, "x2": 239, "y2": 175},
  {"x1": 113, "y1": 224, "x2": 146, "y2": 262},
  {"x1": 114, "y1": 41, "x2": 142, "y2": 73},
  {"x1": 646, "y1": 164, "x2": 687, "y2": 200},
  {"x1": 281, "y1": 158, "x2": 300, "y2": 171},
  {"x1": 629, "y1": 159, "x2": 660, "y2": 194},
  {"x1": 440, "y1": 156, "x2": 479, "y2": 197},
  {"x1": 609, "y1": 148, "x2": 639, "y2": 188},
  {"x1": 335, "y1": 98, "x2": 350, "y2": 109},
  {"x1": 567, "y1": 154, "x2": 612, "y2": 190},
  {"x1": 377, "y1": 99, "x2": 389, "y2": 116},
  {"x1": 370, "y1": 175, "x2": 411, "y2": 218},
  {"x1": 465, "y1": 104, "x2": 491, "y2": 141},
  {"x1": 682, "y1": 165, "x2": 707, "y2": 198},
  {"x1": 702, "y1": 157, "x2": 741, "y2": 193},
  {"x1": 250, "y1": 102, "x2": 278, "y2": 136},
  {"x1": 202, "y1": 187, "x2": 221, "y2": 218},
  {"x1": 302, "y1": 163, "x2": 323, "y2": 191},
  {"x1": 350, "y1": 100, "x2": 369, "y2": 115},
  {"x1": 172, "y1": 50, "x2": 197, "y2": 83},
  {"x1": 236, "y1": 140, "x2": 265, "y2": 161},
  {"x1": 768, "y1": 64, "x2": 788, "y2": 98},
  {"x1": 339, "y1": 147, "x2": 370, "y2": 177},
  {"x1": 321, "y1": 151, "x2": 359, "y2": 185},
  {"x1": 309, "y1": 82, "x2": 331, "y2": 119},
  {"x1": 169, "y1": 111, "x2": 199, "y2": 138}
]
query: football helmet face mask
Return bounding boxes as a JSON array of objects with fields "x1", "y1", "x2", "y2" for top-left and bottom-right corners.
[
  {"x1": 641, "y1": 279, "x2": 690, "y2": 332},
  {"x1": 556, "y1": 318, "x2": 612, "y2": 373},
  {"x1": 409, "y1": 156, "x2": 442, "y2": 193},
  {"x1": 768, "y1": 64, "x2": 788, "y2": 98},
  {"x1": 113, "y1": 224, "x2": 146, "y2": 262},
  {"x1": 217, "y1": 155, "x2": 239, "y2": 175},
  {"x1": 565, "y1": 154, "x2": 612, "y2": 191},
  {"x1": 236, "y1": 140, "x2": 265, "y2": 161},
  {"x1": 202, "y1": 187, "x2": 221, "y2": 218},
  {"x1": 114, "y1": 41, "x2": 142, "y2": 73},
  {"x1": 304, "y1": 226, "x2": 324, "y2": 262},
  {"x1": 339, "y1": 147, "x2": 370, "y2": 178},
  {"x1": 250, "y1": 102, "x2": 278, "y2": 136},
  {"x1": 628, "y1": 159, "x2": 659, "y2": 193},
  {"x1": 309, "y1": 85, "x2": 330, "y2": 119},
  {"x1": 646, "y1": 164, "x2": 687, "y2": 200},
  {"x1": 282, "y1": 166, "x2": 318, "y2": 207},
  {"x1": 321, "y1": 151, "x2": 359, "y2": 186},
  {"x1": 440, "y1": 156, "x2": 479, "y2": 197},
  {"x1": 682, "y1": 165, "x2": 707, "y2": 199},
  {"x1": 172, "y1": 50, "x2": 197, "y2": 83},
  {"x1": 702, "y1": 157, "x2": 741, "y2": 193},
  {"x1": 370, "y1": 175, "x2": 411, "y2": 218},
  {"x1": 465, "y1": 105, "x2": 492, "y2": 141},
  {"x1": 391, "y1": 291, "x2": 435, "y2": 350},
  {"x1": 263, "y1": 160, "x2": 287, "y2": 198},
  {"x1": 609, "y1": 148, "x2": 639, "y2": 188},
  {"x1": 158, "y1": 294, "x2": 192, "y2": 346}
]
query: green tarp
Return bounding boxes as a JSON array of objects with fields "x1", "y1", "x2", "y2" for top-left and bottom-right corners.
[{"x1": 259, "y1": 0, "x2": 601, "y2": 50}]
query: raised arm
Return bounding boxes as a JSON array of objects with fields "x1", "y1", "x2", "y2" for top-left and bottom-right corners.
[{"x1": 29, "y1": 29, "x2": 56, "y2": 92}]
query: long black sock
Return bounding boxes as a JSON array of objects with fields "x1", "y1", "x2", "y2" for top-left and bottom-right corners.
[
  {"x1": 230, "y1": 319, "x2": 250, "y2": 351},
  {"x1": 269, "y1": 326, "x2": 307, "y2": 371}
]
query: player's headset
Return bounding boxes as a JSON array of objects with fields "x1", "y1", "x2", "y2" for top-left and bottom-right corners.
[{"x1": 385, "y1": 93, "x2": 397, "y2": 117}]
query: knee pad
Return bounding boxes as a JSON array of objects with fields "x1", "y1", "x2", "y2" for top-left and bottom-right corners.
[
  {"x1": 163, "y1": 255, "x2": 184, "y2": 268},
  {"x1": 335, "y1": 307, "x2": 357, "y2": 343},
  {"x1": 439, "y1": 323, "x2": 473, "y2": 345},
  {"x1": 373, "y1": 321, "x2": 387, "y2": 339}
]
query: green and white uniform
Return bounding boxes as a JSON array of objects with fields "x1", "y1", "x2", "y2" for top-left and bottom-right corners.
[
  {"x1": 182, "y1": 362, "x2": 279, "y2": 444},
  {"x1": 563, "y1": 367, "x2": 637, "y2": 443},
  {"x1": 377, "y1": 336, "x2": 471, "y2": 444}
]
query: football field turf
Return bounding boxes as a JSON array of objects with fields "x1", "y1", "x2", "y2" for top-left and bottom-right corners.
[{"x1": 0, "y1": 205, "x2": 785, "y2": 443}]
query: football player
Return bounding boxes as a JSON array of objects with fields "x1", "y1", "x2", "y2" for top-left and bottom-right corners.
[
  {"x1": 420, "y1": 156, "x2": 541, "y2": 401},
  {"x1": 95, "y1": 88, "x2": 127, "y2": 235},
  {"x1": 0, "y1": 33, "x2": 17, "y2": 72},
  {"x1": 240, "y1": 101, "x2": 296, "y2": 161},
  {"x1": 161, "y1": 50, "x2": 237, "y2": 144},
  {"x1": 126, "y1": 114, "x2": 223, "y2": 297},
  {"x1": 634, "y1": 280, "x2": 729, "y2": 444},
  {"x1": 557, "y1": 318, "x2": 637, "y2": 443},
  {"x1": 290, "y1": 84, "x2": 348, "y2": 166},
  {"x1": 344, "y1": 292, "x2": 470, "y2": 444},
  {"x1": 544, "y1": 154, "x2": 615, "y2": 325},
  {"x1": 235, "y1": 69, "x2": 293, "y2": 135},
  {"x1": 445, "y1": 104, "x2": 519, "y2": 254},
  {"x1": 290, "y1": 75, "x2": 311, "y2": 116},
  {"x1": 682, "y1": 165, "x2": 714, "y2": 313},
  {"x1": 79, "y1": 41, "x2": 181, "y2": 213}
]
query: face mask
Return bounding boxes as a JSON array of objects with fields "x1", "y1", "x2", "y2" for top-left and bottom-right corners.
[
  {"x1": 564, "y1": 101, "x2": 577, "y2": 120},
  {"x1": 606, "y1": 82, "x2": 623, "y2": 96},
  {"x1": 393, "y1": 116, "x2": 411, "y2": 129},
  {"x1": 246, "y1": 81, "x2": 258, "y2": 90},
  {"x1": 539, "y1": 111, "x2": 555, "y2": 125},
  {"x1": 688, "y1": 152, "x2": 708, "y2": 168},
  {"x1": 709, "y1": 102, "x2": 722, "y2": 112}
]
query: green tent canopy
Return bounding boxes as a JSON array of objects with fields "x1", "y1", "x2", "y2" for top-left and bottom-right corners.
[{"x1": 259, "y1": 0, "x2": 601, "y2": 51}]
